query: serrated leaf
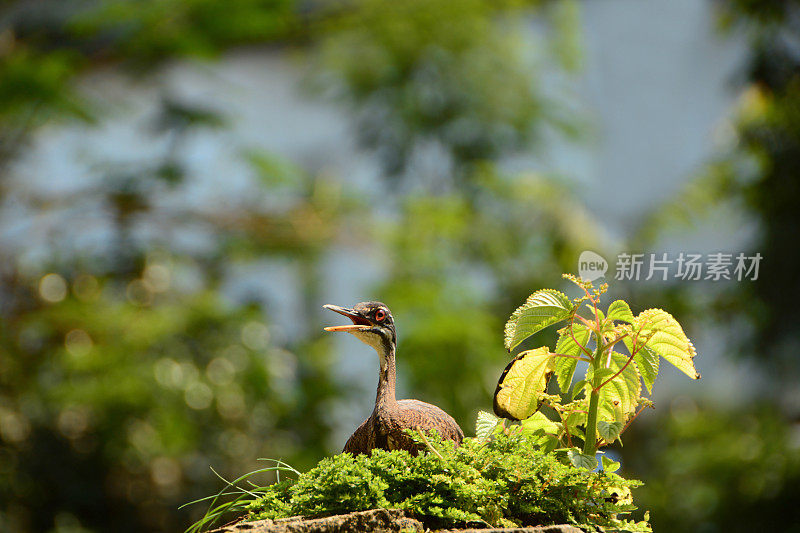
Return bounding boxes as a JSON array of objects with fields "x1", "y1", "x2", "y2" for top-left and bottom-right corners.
[
  {"x1": 607, "y1": 485, "x2": 634, "y2": 505},
  {"x1": 554, "y1": 357, "x2": 577, "y2": 395},
  {"x1": 634, "y1": 308, "x2": 700, "y2": 380},
  {"x1": 598, "y1": 420, "x2": 623, "y2": 442},
  {"x1": 595, "y1": 353, "x2": 641, "y2": 428},
  {"x1": 607, "y1": 300, "x2": 635, "y2": 323},
  {"x1": 627, "y1": 342, "x2": 659, "y2": 394},
  {"x1": 475, "y1": 410, "x2": 501, "y2": 439},
  {"x1": 568, "y1": 449, "x2": 598, "y2": 470},
  {"x1": 538, "y1": 434, "x2": 559, "y2": 453},
  {"x1": 493, "y1": 347, "x2": 555, "y2": 421},
  {"x1": 601, "y1": 455, "x2": 621, "y2": 473},
  {"x1": 554, "y1": 323, "x2": 591, "y2": 392},
  {"x1": 520, "y1": 411, "x2": 560, "y2": 436},
  {"x1": 504, "y1": 289, "x2": 574, "y2": 351}
]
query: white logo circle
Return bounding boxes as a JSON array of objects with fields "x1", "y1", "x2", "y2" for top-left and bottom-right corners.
[{"x1": 578, "y1": 251, "x2": 608, "y2": 282}]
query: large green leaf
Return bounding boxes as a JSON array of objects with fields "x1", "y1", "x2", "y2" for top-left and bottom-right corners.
[
  {"x1": 504, "y1": 289, "x2": 574, "y2": 351},
  {"x1": 634, "y1": 308, "x2": 700, "y2": 380},
  {"x1": 553, "y1": 323, "x2": 591, "y2": 392},
  {"x1": 493, "y1": 346, "x2": 554, "y2": 421},
  {"x1": 606, "y1": 300, "x2": 635, "y2": 323},
  {"x1": 589, "y1": 352, "x2": 641, "y2": 428}
]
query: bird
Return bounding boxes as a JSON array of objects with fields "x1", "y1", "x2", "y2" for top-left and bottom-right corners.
[{"x1": 323, "y1": 301, "x2": 464, "y2": 455}]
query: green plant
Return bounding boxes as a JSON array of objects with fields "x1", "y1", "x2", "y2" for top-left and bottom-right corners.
[
  {"x1": 488, "y1": 274, "x2": 701, "y2": 464},
  {"x1": 193, "y1": 431, "x2": 649, "y2": 532},
  {"x1": 186, "y1": 274, "x2": 684, "y2": 532}
]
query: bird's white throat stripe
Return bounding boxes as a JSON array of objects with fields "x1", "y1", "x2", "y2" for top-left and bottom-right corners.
[{"x1": 351, "y1": 330, "x2": 389, "y2": 365}]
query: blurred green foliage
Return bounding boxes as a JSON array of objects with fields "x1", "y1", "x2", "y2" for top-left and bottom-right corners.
[
  {"x1": 0, "y1": 0, "x2": 302, "y2": 159},
  {"x1": 622, "y1": 1, "x2": 800, "y2": 531},
  {"x1": 622, "y1": 403, "x2": 800, "y2": 532},
  {"x1": 637, "y1": 0, "x2": 800, "y2": 385},
  {"x1": 1, "y1": 280, "x2": 325, "y2": 530},
  {"x1": 70, "y1": 0, "x2": 300, "y2": 64},
  {"x1": 0, "y1": 1, "x2": 591, "y2": 532},
  {"x1": 0, "y1": 112, "x2": 352, "y2": 531},
  {"x1": 316, "y1": 0, "x2": 582, "y2": 177}
]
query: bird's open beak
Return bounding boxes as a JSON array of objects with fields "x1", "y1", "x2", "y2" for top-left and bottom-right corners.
[{"x1": 323, "y1": 304, "x2": 372, "y2": 332}]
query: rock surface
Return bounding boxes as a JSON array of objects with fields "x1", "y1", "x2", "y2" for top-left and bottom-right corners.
[
  {"x1": 211, "y1": 509, "x2": 421, "y2": 533},
  {"x1": 210, "y1": 509, "x2": 584, "y2": 533}
]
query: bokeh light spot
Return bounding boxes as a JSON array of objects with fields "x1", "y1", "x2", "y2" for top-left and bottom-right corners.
[
  {"x1": 221, "y1": 345, "x2": 249, "y2": 371},
  {"x1": 217, "y1": 429, "x2": 254, "y2": 458},
  {"x1": 0, "y1": 408, "x2": 31, "y2": 444},
  {"x1": 39, "y1": 273, "x2": 68, "y2": 303},
  {"x1": 154, "y1": 358, "x2": 183, "y2": 389},
  {"x1": 216, "y1": 388, "x2": 245, "y2": 420},
  {"x1": 150, "y1": 456, "x2": 181, "y2": 487},
  {"x1": 72, "y1": 274, "x2": 100, "y2": 301},
  {"x1": 57, "y1": 406, "x2": 91, "y2": 440},
  {"x1": 241, "y1": 321, "x2": 269, "y2": 350},
  {"x1": 127, "y1": 420, "x2": 158, "y2": 455},
  {"x1": 65, "y1": 329, "x2": 93, "y2": 358},
  {"x1": 185, "y1": 382, "x2": 213, "y2": 410},
  {"x1": 206, "y1": 357, "x2": 235, "y2": 386},
  {"x1": 143, "y1": 264, "x2": 171, "y2": 293}
]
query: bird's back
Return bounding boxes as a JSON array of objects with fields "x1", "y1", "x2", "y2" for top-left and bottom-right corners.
[
  {"x1": 342, "y1": 399, "x2": 463, "y2": 455},
  {"x1": 396, "y1": 399, "x2": 464, "y2": 443}
]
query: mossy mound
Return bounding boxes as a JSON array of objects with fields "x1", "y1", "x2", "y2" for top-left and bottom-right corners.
[{"x1": 244, "y1": 433, "x2": 650, "y2": 532}]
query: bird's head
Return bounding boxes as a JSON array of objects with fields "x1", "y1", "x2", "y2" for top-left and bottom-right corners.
[{"x1": 323, "y1": 301, "x2": 396, "y2": 364}]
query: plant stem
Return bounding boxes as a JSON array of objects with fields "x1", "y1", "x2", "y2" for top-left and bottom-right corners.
[
  {"x1": 583, "y1": 345, "x2": 603, "y2": 456},
  {"x1": 551, "y1": 352, "x2": 592, "y2": 362},
  {"x1": 583, "y1": 388, "x2": 600, "y2": 456}
]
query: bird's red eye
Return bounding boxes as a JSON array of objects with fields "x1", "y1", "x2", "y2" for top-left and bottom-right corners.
[{"x1": 375, "y1": 309, "x2": 386, "y2": 321}]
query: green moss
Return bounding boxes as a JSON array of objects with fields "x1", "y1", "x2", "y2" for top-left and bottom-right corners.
[{"x1": 245, "y1": 433, "x2": 651, "y2": 532}]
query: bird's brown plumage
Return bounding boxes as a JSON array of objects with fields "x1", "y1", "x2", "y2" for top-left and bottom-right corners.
[
  {"x1": 324, "y1": 301, "x2": 464, "y2": 455},
  {"x1": 343, "y1": 399, "x2": 464, "y2": 455}
]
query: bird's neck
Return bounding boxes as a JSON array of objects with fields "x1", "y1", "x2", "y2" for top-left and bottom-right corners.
[{"x1": 374, "y1": 343, "x2": 397, "y2": 416}]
